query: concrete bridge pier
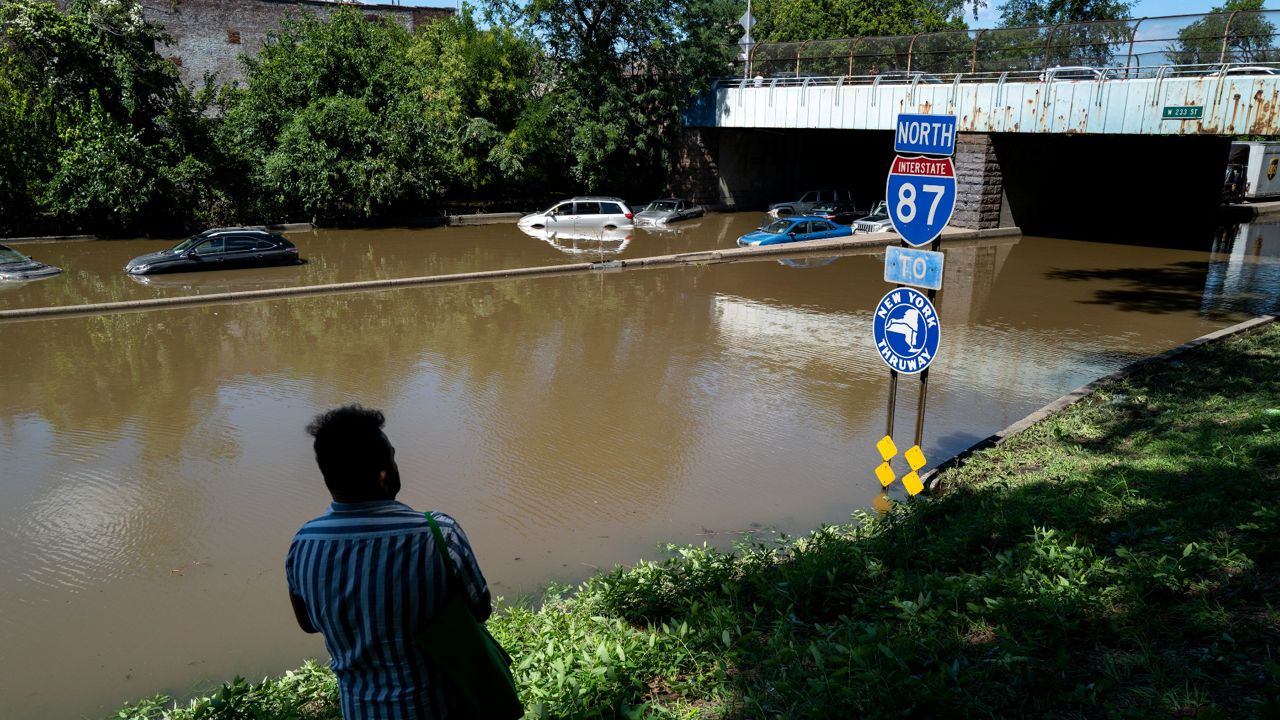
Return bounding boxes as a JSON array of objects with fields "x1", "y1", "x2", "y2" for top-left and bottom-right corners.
[{"x1": 952, "y1": 134, "x2": 1012, "y2": 231}]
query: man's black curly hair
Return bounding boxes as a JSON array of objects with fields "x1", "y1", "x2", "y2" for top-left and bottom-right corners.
[{"x1": 305, "y1": 404, "x2": 393, "y2": 496}]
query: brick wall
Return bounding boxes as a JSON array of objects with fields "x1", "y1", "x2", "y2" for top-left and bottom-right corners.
[{"x1": 130, "y1": 0, "x2": 452, "y2": 86}]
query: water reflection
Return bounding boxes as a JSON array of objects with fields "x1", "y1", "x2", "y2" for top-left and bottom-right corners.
[
  {"x1": 2, "y1": 220, "x2": 1278, "y2": 717},
  {"x1": 516, "y1": 226, "x2": 632, "y2": 256}
]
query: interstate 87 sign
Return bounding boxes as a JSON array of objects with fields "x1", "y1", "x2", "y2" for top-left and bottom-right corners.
[{"x1": 886, "y1": 156, "x2": 956, "y2": 247}]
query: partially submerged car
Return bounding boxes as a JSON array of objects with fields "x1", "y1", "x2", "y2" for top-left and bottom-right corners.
[
  {"x1": 852, "y1": 201, "x2": 894, "y2": 234},
  {"x1": 124, "y1": 228, "x2": 300, "y2": 275},
  {"x1": 768, "y1": 189, "x2": 856, "y2": 217},
  {"x1": 736, "y1": 216, "x2": 853, "y2": 247},
  {"x1": 808, "y1": 201, "x2": 865, "y2": 225},
  {"x1": 517, "y1": 197, "x2": 634, "y2": 231},
  {"x1": 0, "y1": 243, "x2": 62, "y2": 281},
  {"x1": 633, "y1": 198, "x2": 704, "y2": 226}
]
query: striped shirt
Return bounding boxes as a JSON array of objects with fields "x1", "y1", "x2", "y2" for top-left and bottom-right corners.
[{"x1": 285, "y1": 501, "x2": 491, "y2": 720}]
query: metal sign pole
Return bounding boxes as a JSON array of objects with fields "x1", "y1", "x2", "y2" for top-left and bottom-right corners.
[
  {"x1": 885, "y1": 369, "x2": 899, "y2": 438},
  {"x1": 913, "y1": 236, "x2": 942, "y2": 450}
]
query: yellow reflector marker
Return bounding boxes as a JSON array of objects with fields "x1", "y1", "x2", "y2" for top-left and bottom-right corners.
[
  {"x1": 875, "y1": 462, "x2": 896, "y2": 487},
  {"x1": 905, "y1": 445, "x2": 927, "y2": 472},
  {"x1": 876, "y1": 435, "x2": 898, "y2": 461},
  {"x1": 902, "y1": 471, "x2": 924, "y2": 496}
]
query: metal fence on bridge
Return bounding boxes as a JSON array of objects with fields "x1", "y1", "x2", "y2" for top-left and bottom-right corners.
[{"x1": 742, "y1": 10, "x2": 1280, "y2": 80}]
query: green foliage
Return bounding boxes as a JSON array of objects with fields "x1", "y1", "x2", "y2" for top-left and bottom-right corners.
[
  {"x1": 0, "y1": 0, "x2": 220, "y2": 235},
  {"x1": 111, "y1": 660, "x2": 339, "y2": 720},
  {"x1": 751, "y1": 0, "x2": 969, "y2": 43},
  {"x1": 999, "y1": 0, "x2": 1134, "y2": 27},
  {"x1": 494, "y1": 0, "x2": 740, "y2": 196},
  {"x1": 218, "y1": 8, "x2": 456, "y2": 223},
  {"x1": 1167, "y1": 0, "x2": 1278, "y2": 66}
]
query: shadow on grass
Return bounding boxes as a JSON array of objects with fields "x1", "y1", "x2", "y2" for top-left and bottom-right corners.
[{"x1": 588, "y1": 328, "x2": 1280, "y2": 719}]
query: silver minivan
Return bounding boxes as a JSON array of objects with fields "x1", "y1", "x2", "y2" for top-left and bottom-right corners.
[{"x1": 517, "y1": 196, "x2": 635, "y2": 231}]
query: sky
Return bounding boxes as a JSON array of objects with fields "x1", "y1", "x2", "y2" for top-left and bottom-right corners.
[{"x1": 383, "y1": 0, "x2": 1280, "y2": 21}]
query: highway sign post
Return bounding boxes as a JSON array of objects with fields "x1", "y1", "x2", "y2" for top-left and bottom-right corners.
[
  {"x1": 886, "y1": 156, "x2": 956, "y2": 247},
  {"x1": 875, "y1": 113, "x2": 956, "y2": 500}
]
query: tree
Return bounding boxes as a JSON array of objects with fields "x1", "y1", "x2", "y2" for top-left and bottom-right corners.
[
  {"x1": 0, "y1": 0, "x2": 220, "y2": 234},
  {"x1": 219, "y1": 8, "x2": 457, "y2": 222},
  {"x1": 1167, "y1": 0, "x2": 1277, "y2": 66},
  {"x1": 490, "y1": 0, "x2": 741, "y2": 197},
  {"x1": 752, "y1": 0, "x2": 969, "y2": 43},
  {"x1": 998, "y1": 0, "x2": 1133, "y2": 26}
]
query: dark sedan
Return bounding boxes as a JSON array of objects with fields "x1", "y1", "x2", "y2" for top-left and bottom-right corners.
[
  {"x1": 809, "y1": 202, "x2": 866, "y2": 225},
  {"x1": 0, "y1": 243, "x2": 62, "y2": 281},
  {"x1": 125, "y1": 228, "x2": 300, "y2": 275}
]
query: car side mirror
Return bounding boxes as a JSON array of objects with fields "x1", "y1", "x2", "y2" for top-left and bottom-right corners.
[{"x1": 185, "y1": 249, "x2": 198, "y2": 259}]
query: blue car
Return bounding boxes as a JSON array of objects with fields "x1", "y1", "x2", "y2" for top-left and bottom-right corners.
[{"x1": 736, "y1": 216, "x2": 854, "y2": 247}]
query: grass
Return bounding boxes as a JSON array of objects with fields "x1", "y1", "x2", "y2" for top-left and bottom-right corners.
[{"x1": 114, "y1": 323, "x2": 1280, "y2": 719}]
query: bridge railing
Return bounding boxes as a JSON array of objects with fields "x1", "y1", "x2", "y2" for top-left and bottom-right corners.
[{"x1": 737, "y1": 10, "x2": 1280, "y2": 80}]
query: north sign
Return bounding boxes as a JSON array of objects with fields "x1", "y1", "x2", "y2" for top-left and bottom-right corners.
[
  {"x1": 884, "y1": 246, "x2": 945, "y2": 291},
  {"x1": 886, "y1": 155, "x2": 956, "y2": 247},
  {"x1": 872, "y1": 287, "x2": 940, "y2": 375},
  {"x1": 894, "y1": 114, "x2": 957, "y2": 156}
]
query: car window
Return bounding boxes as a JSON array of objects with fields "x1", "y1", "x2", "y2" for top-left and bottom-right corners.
[
  {"x1": 800, "y1": 191, "x2": 816, "y2": 203},
  {"x1": 815, "y1": 221, "x2": 834, "y2": 231},
  {"x1": 255, "y1": 238, "x2": 277, "y2": 250},
  {"x1": 0, "y1": 245, "x2": 27, "y2": 264},
  {"x1": 599, "y1": 202, "x2": 622, "y2": 214},
  {"x1": 228, "y1": 237, "x2": 257, "y2": 252},
  {"x1": 194, "y1": 237, "x2": 225, "y2": 255},
  {"x1": 576, "y1": 201, "x2": 601, "y2": 215},
  {"x1": 763, "y1": 219, "x2": 792, "y2": 234},
  {"x1": 550, "y1": 202, "x2": 572, "y2": 216}
]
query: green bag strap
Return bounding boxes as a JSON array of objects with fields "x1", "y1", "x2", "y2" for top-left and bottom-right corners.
[{"x1": 424, "y1": 512, "x2": 457, "y2": 579}]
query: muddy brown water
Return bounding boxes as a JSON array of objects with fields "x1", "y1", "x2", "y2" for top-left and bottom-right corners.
[{"x1": 2, "y1": 216, "x2": 1278, "y2": 717}]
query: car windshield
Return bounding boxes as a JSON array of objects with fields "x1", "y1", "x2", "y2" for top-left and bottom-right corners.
[
  {"x1": 170, "y1": 233, "x2": 210, "y2": 254},
  {"x1": 645, "y1": 201, "x2": 677, "y2": 211},
  {"x1": 0, "y1": 245, "x2": 29, "y2": 265},
  {"x1": 866, "y1": 202, "x2": 889, "y2": 220},
  {"x1": 761, "y1": 219, "x2": 794, "y2": 234}
]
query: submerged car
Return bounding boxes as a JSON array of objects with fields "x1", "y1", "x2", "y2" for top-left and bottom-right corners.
[
  {"x1": 634, "y1": 198, "x2": 704, "y2": 226},
  {"x1": 852, "y1": 201, "x2": 894, "y2": 234},
  {"x1": 517, "y1": 197, "x2": 634, "y2": 231},
  {"x1": 124, "y1": 228, "x2": 300, "y2": 275},
  {"x1": 736, "y1": 216, "x2": 853, "y2": 247},
  {"x1": 808, "y1": 201, "x2": 865, "y2": 225},
  {"x1": 768, "y1": 189, "x2": 856, "y2": 217},
  {"x1": 0, "y1": 243, "x2": 62, "y2": 281}
]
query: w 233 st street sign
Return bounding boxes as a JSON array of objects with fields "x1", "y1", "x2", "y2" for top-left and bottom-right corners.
[
  {"x1": 872, "y1": 287, "x2": 940, "y2": 374},
  {"x1": 886, "y1": 155, "x2": 956, "y2": 247}
]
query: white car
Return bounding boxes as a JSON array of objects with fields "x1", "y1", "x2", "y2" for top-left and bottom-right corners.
[
  {"x1": 517, "y1": 196, "x2": 634, "y2": 231},
  {"x1": 1038, "y1": 66, "x2": 1121, "y2": 82},
  {"x1": 852, "y1": 201, "x2": 893, "y2": 233}
]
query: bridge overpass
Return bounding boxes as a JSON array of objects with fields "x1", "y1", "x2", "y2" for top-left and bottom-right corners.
[{"x1": 675, "y1": 11, "x2": 1280, "y2": 240}]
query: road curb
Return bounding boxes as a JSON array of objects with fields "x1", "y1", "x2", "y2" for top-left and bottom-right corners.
[{"x1": 920, "y1": 314, "x2": 1279, "y2": 491}]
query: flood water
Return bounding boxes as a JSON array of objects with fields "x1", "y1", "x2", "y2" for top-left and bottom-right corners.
[{"x1": 2, "y1": 215, "x2": 1279, "y2": 718}]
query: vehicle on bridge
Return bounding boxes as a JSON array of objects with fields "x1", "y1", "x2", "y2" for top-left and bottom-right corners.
[
  {"x1": 852, "y1": 201, "x2": 893, "y2": 234},
  {"x1": 1038, "y1": 66, "x2": 1122, "y2": 82},
  {"x1": 0, "y1": 243, "x2": 62, "y2": 281},
  {"x1": 124, "y1": 228, "x2": 301, "y2": 275},
  {"x1": 1208, "y1": 65, "x2": 1280, "y2": 77},
  {"x1": 633, "y1": 198, "x2": 704, "y2": 226},
  {"x1": 736, "y1": 216, "x2": 853, "y2": 247},
  {"x1": 517, "y1": 197, "x2": 634, "y2": 231},
  {"x1": 768, "y1": 189, "x2": 856, "y2": 217}
]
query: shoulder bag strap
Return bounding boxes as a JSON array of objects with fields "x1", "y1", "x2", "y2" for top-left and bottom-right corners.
[{"x1": 424, "y1": 511, "x2": 457, "y2": 580}]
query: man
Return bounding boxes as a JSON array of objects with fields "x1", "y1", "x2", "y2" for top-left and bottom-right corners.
[{"x1": 286, "y1": 404, "x2": 492, "y2": 719}]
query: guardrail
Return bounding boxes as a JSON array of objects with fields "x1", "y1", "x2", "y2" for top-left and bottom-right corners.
[
  {"x1": 738, "y1": 10, "x2": 1280, "y2": 80},
  {"x1": 713, "y1": 61, "x2": 1280, "y2": 90}
]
